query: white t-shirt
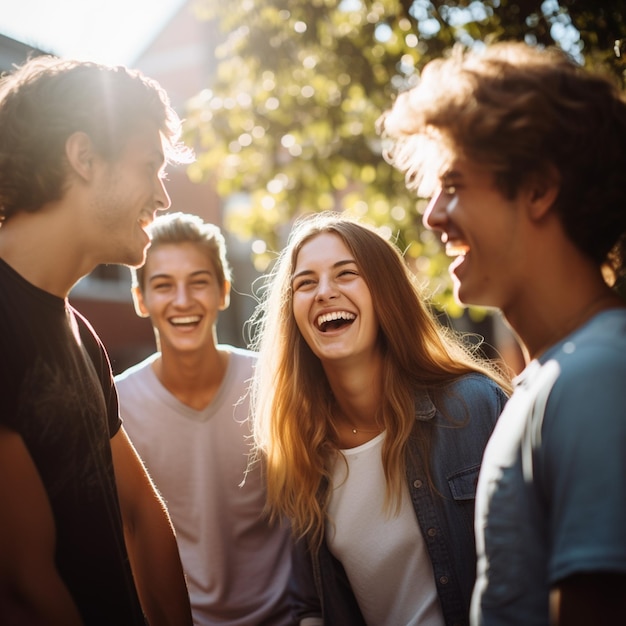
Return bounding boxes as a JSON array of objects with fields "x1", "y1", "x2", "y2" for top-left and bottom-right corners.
[
  {"x1": 326, "y1": 432, "x2": 445, "y2": 626},
  {"x1": 115, "y1": 347, "x2": 292, "y2": 626}
]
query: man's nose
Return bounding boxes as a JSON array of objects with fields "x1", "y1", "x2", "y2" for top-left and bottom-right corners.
[
  {"x1": 423, "y1": 190, "x2": 447, "y2": 232},
  {"x1": 156, "y1": 177, "x2": 171, "y2": 212},
  {"x1": 173, "y1": 283, "x2": 191, "y2": 305}
]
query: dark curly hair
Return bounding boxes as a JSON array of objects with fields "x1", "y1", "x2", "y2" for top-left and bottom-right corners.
[
  {"x1": 0, "y1": 55, "x2": 192, "y2": 222},
  {"x1": 380, "y1": 42, "x2": 626, "y2": 285}
]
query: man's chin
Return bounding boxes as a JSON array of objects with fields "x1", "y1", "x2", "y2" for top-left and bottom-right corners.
[
  {"x1": 454, "y1": 281, "x2": 479, "y2": 308},
  {"x1": 455, "y1": 287, "x2": 498, "y2": 311},
  {"x1": 126, "y1": 246, "x2": 149, "y2": 269}
]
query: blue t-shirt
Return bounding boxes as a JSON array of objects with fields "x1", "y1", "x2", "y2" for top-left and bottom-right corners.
[{"x1": 471, "y1": 309, "x2": 626, "y2": 626}]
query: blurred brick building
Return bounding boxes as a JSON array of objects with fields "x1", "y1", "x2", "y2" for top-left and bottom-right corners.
[
  {"x1": 0, "y1": 12, "x2": 524, "y2": 376},
  {"x1": 0, "y1": 3, "x2": 257, "y2": 374}
]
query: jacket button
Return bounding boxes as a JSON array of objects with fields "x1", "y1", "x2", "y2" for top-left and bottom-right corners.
[
  {"x1": 427, "y1": 527, "x2": 437, "y2": 537},
  {"x1": 439, "y1": 576, "x2": 449, "y2": 585},
  {"x1": 413, "y1": 479, "x2": 423, "y2": 489}
]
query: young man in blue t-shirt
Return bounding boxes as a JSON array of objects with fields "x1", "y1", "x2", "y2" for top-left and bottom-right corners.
[{"x1": 380, "y1": 41, "x2": 626, "y2": 626}]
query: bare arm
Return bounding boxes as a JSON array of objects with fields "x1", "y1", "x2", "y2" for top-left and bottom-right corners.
[
  {"x1": 0, "y1": 424, "x2": 82, "y2": 625},
  {"x1": 550, "y1": 573, "x2": 626, "y2": 625},
  {"x1": 111, "y1": 426, "x2": 192, "y2": 626}
]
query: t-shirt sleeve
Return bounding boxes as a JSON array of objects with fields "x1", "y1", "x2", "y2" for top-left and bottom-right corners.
[
  {"x1": 74, "y1": 309, "x2": 122, "y2": 439},
  {"x1": 538, "y1": 345, "x2": 626, "y2": 583}
]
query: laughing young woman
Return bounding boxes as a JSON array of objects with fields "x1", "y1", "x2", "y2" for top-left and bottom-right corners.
[{"x1": 248, "y1": 212, "x2": 511, "y2": 626}]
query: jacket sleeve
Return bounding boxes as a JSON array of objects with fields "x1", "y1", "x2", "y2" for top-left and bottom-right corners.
[{"x1": 289, "y1": 536, "x2": 323, "y2": 625}]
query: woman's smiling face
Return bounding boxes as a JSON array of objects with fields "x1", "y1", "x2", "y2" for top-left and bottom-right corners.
[{"x1": 291, "y1": 232, "x2": 380, "y2": 367}]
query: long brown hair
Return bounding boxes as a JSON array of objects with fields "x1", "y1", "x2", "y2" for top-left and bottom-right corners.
[{"x1": 248, "y1": 212, "x2": 510, "y2": 548}]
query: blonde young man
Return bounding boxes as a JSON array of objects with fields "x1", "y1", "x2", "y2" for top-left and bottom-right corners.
[
  {"x1": 115, "y1": 212, "x2": 293, "y2": 626},
  {"x1": 0, "y1": 57, "x2": 193, "y2": 624}
]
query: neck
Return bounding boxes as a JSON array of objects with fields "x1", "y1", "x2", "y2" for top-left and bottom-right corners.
[
  {"x1": 325, "y1": 355, "x2": 381, "y2": 410},
  {"x1": 500, "y1": 231, "x2": 625, "y2": 361},
  {"x1": 329, "y1": 378, "x2": 383, "y2": 439},
  {"x1": 530, "y1": 291, "x2": 622, "y2": 359},
  {"x1": 335, "y1": 402, "x2": 381, "y2": 431},
  {"x1": 0, "y1": 207, "x2": 93, "y2": 297},
  {"x1": 153, "y1": 346, "x2": 229, "y2": 410},
  {"x1": 332, "y1": 403, "x2": 383, "y2": 448},
  {"x1": 320, "y1": 352, "x2": 385, "y2": 444}
]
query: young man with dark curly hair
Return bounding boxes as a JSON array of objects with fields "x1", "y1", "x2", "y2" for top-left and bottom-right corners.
[{"x1": 380, "y1": 41, "x2": 626, "y2": 626}]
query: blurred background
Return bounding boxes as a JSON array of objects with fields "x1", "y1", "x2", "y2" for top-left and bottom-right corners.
[{"x1": 3, "y1": 0, "x2": 625, "y2": 376}]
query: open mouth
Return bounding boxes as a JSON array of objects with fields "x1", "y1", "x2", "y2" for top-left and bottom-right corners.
[
  {"x1": 169, "y1": 315, "x2": 201, "y2": 328},
  {"x1": 316, "y1": 311, "x2": 356, "y2": 333},
  {"x1": 445, "y1": 241, "x2": 470, "y2": 257}
]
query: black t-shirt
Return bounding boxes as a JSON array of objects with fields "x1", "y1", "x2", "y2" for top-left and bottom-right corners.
[{"x1": 0, "y1": 258, "x2": 146, "y2": 625}]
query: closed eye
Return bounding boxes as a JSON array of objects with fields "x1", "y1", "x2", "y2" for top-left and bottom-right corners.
[
  {"x1": 152, "y1": 282, "x2": 172, "y2": 291},
  {"x1": 338, "y1": 269, "x2": 358, "y2": 278},
  {"x1": 440, "y1": 171, "x2": 461, "y2": 196},
  {"x1": 293, "y1": 277, "x2": 316, "y2": 291}
]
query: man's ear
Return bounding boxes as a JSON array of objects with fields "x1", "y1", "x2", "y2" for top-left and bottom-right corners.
[
  {"x1": 526, "y1": 164, "x2": 561, "y2": 221},
  {"x1": 219, "y1": 280, "x2": 231, "y2": 311},
  {"x1": 65, "y1": 131, "x2": 97, "y2": 182},
  {"x1": 131, "y1": 286, "x2": 151, "y2": 318}
]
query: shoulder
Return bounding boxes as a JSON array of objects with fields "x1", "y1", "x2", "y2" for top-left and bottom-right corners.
[
  {"x1": 221, "y1": 345, "x2": 258, "y2": 367},
  {"x1": 442, "y1": 373, "x2": 509, "y2": 414},
  {"x1": 426, "y1": 374, "x2": 508, "y2": 449},
  {"x1": 418, "y1": 374, "x2": 507, "y2": 448},
  {"x1": 70, "y1": 305, "x2": 104, "y2": 355},
  {"x1": 114, "y1": 353, "x2": 158, "y2": 387},
  {"x1": 446, "y1": 371, "x2": 505, "y2": 393},
  {"x1": 553, "y1": 341, "x2": 626, "y2": 383},
  {"x1": 224, "y1": 344, "x2": 257, "y2": 359},
  {"x1": 69, "y1": 305, "x2": 114, "y2": 377},
  {"x1": 544, "y1": 314, "x2": 626, "y2": 421},
  {"x1": 550, "y1": 309, "x2": 626, "y2": 374}
]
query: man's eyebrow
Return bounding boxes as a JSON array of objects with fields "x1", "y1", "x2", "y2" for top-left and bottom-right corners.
[
  {"x1": 148, "y1": 272, "x2": 172, "y2": 283},
  {"x1": 148, "y1": 269, "x2": 213, "y2": 283},
  {"x1": 291, "y1": 259, "x2": 356, "y2": 282},
  {"x1": 441, "y1": 169, "x2": 462, "y2": 182}
]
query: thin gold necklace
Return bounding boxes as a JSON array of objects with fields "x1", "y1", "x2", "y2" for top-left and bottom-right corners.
[
  {"x1": 333, "y1": 403, "x2": 383, "y2": 435},
  {"x1": 342, "y1": 418, "x2": 383, "y2": 435},
  {"x1": 349, "y1": 425, "x2": 382, "y2": 435}
]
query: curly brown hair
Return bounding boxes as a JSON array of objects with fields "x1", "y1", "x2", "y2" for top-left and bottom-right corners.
[{"x1": 379, "y1": 42, "x2": 626, "y2": 285}]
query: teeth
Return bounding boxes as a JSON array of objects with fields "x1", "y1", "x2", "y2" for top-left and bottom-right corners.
[
  {"x1": 445, "y1": 242, "x2": 470, "y2": 257},
  {"x1": 316, "y1": 311, "x2": 356, "y2": 328},
  {"x1": 170, "y1": 316, "x2": 201, "y2": 325}
]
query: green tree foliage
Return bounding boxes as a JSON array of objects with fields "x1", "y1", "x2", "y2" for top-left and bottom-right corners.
[{"x1": 184, "y1": 0, "x2": 626, "y2": 313}]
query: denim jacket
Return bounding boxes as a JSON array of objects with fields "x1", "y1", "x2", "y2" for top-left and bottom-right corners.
[{"x1": 289, "y1": 374, "x2": 508, "y2": 626}]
